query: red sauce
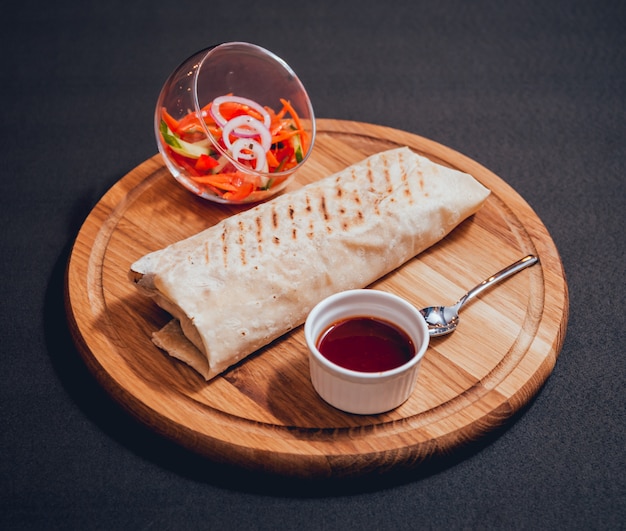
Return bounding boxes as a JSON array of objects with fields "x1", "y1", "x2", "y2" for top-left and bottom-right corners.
[{"x1": 317, "y1": 317, "x2": 415, "y2": 372}]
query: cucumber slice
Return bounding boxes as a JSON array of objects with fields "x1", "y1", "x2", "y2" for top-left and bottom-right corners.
[
  {"x1": 292, "y1": 132, "x2": 304, "y2": 163},
  {"x1": 171, "y1": 139, "x2": 211, "y2": 159},
  {"x1": 160, "y1": 120, "x2": 210, "y2": 159}
]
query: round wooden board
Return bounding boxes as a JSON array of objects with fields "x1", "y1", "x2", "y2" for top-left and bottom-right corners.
[{"x1": 65, "y1": 119, "x2": 568, "y2": 479}]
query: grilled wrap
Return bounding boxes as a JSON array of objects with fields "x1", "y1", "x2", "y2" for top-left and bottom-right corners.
[{"x1": 129, "y1": 147, "x2": 490, "y2": 379}]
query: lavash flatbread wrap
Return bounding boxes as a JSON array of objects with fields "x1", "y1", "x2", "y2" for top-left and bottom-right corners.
[{"x1": 129, "y1": 147, "x2": 490, "y2": 380}]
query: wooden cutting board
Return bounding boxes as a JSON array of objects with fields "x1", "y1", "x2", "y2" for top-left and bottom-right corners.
[{"x1": 65, "y1": 119, "x2": 568, "y2": 479}]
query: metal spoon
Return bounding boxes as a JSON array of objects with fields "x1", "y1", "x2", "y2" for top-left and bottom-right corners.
[{"x1": 419, "y1": 254, "x2": 539, "y2": 337}]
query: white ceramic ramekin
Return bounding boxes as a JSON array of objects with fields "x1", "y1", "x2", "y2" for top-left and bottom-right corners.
[{"x1": 304, "y1": 289, "x2": 429, "y2": 415}]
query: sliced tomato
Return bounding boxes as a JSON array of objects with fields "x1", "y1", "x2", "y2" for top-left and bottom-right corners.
[
  {"x1": 166, "y1": 146, "x2": 202, "y2": 177},
  {"x1": 194, "y1": 154, "x2": 219, "y2": 172}
]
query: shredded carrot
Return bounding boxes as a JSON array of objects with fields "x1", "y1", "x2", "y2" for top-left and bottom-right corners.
[
  {"x1": 275, "y1": 103, "x2": 288, "y2": 121},
  {"x1": 190, "y1": 173, "x2": 231, "y2": 184},
  {"x1": 271, "y1": 128, "x2": 302, "y2": 144},
  {"x1": 279, "y1": 98, "x2": 303, "y2": 132},
  {"x1": 189, "y1": 175, "x2": 239, "y2": 191},
  {"x1": 162, "y1": 108, "x2": 180, "y2": 132},
  {"x1": 266, "y1": 149, "x2": 280, "y2": 168}
]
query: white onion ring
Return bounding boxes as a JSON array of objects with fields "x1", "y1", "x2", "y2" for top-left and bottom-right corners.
[
  {"x1": 209, "y1": 95, "x2": 271, "y2": 129},
  {"x1": 209, "y1": 95, "x2": 274, "y2": 173},
  {"x1": 220, "y1": 114, "x2": 272, "y2": 153},
  {"x1": 230, "y1": 138, "x2": 267, "y2": 171}
]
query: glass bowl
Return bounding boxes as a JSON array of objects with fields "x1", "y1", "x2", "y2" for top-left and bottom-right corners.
[{"x1": 155, "y1": 42, "x2": 316, "y2": 204}]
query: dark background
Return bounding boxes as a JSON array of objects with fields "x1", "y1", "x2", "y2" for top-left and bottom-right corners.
[{"x1": 2, "y1": 1, "x2": 625, "y2": 529}]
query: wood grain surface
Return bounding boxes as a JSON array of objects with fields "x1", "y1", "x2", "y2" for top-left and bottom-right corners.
[{"x1": 64, "y1": 119, "x2": 568, "y2": 479}]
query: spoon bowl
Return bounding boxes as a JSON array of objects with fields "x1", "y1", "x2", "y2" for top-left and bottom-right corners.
[{"x1": 420, "y1": 255, "x2": 539, "y2": 337}]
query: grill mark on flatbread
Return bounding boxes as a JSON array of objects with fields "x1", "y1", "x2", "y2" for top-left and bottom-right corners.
[
  {"x1": 312, "y1": 188, "x2": 333, "y2": 234},
  {"x1": 320, "y1": 195, "x2": 329, "y2": 223},
  {"x1": 403, "y1": 181, "x2": 414, "y2": 202},
  {"x1": 270, "y1": 204, "x2": 281, "y2": 246},
  {"x1": 337, "y1": 182, "x2": 348, "y2": 231},
  {"x1": 365, "y1": 160, "x2": 375, "y2": 183},
  {"x1": 287, "y1": 204, "x2": 298, "y2": 240},
  {"x1": 238, "y1": 220, "x2": 246, "y2": 265},
  {"x1": 303, "y1": 192, "x2": 315, "y2": 239},
  {"x1": 399, "y1": 156, "x2": 414, "y2": 204},
  {"x1": 383, "y1": 155, "x2": 393, "y2": 194},
  {"x1": 221, "y1": 228, "x2": 228, "y2": 268},
  {"x1": 255, "y1": 215, "x2": 263, "y2": 252},
  {"x1": 352, "y1": 188, "x2": 365, "y2": 222},
  {"x1": 374, "y1": 202, "x2": 381, "y2": 215},
  {"x1": 365, "y1": 162, "x2": 380, "y2": 213}
]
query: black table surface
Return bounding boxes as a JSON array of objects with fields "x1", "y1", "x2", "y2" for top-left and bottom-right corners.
[{"x1": 2, "y1": 1, "x2": 624, "y2": 529}]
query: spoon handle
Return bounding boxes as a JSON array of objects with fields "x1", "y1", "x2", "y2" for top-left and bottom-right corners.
[{"x1": 456, "y1": 254, "x2": 539, "y2": 310}]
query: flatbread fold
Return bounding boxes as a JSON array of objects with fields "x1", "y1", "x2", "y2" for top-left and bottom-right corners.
[{"x1": 129, "y1": 147, "x2": 490, "y2": 380}]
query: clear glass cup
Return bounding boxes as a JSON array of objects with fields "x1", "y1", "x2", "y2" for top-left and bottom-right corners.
[{"x1": 155, "y1": 42, "x2": 316, "y2": 204}]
